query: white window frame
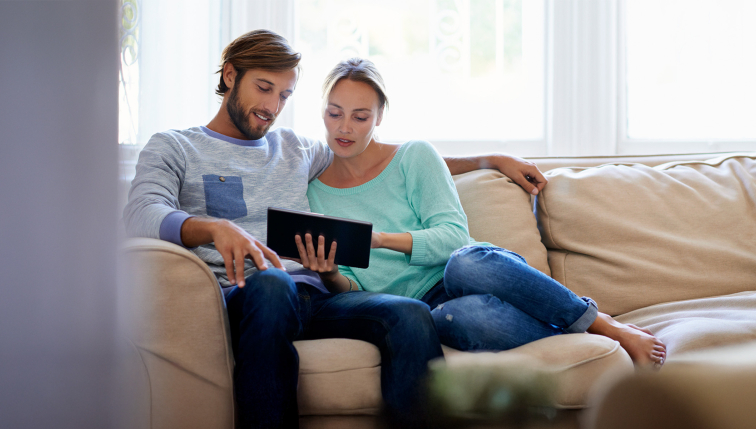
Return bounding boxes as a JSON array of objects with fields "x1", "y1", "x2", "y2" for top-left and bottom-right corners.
[{"x1": 547, "y1": 0, "x2": 618, "y2": 156}]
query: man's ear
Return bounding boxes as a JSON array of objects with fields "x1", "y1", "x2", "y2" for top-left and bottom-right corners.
[{"x1": 223, "y1": 63, "x2": 237, "y2": 90}]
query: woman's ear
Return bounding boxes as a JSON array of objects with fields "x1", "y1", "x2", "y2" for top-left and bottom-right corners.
[
  {"x1": 376, "y1": 105, "x2": 384, "y2": 126},
  {"x1": 223, "y1": 63, "x2": 237, "y2": 91}
]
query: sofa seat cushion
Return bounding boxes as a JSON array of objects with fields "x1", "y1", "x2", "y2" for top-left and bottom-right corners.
[
  {"x1": 453, "y1": 169, "x2": 551, "y2": 276},
  {"x1": 537, "y1": 154, "x2": 756, "y2": 315},
  {"x1": 295, "y1": 339, "x2": 382, "y2": 416},
  {"x1": 615, "y1": 290, "x2": 756, "y2": 359},
  {"x1": 295, "y1": 334, "x2": 634, "y2": 415}
]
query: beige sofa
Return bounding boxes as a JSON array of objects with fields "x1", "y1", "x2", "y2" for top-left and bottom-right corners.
[{"x1": 119, "y1": 151, "x2": 756, "y2": 429}]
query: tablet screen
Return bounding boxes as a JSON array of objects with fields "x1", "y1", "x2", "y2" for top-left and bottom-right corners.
[{"x1": 266, "y1": 207, "x2": 373, "y2": 268}]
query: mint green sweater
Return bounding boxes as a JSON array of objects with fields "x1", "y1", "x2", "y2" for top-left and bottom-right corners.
[{"x1": 307, "y1": 140, "x2": 481, "y2": 299}]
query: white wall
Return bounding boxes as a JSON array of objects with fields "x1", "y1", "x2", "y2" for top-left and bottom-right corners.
[{"x1": 0, "y1": 1, "x2": 120, "y2": 428}]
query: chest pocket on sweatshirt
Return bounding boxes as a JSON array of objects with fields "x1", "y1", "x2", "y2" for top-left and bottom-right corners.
[{"x1": 203, "y1": 175, "x2": 248, "y2": 220}]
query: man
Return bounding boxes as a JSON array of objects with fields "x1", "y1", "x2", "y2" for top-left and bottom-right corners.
[{"x1": 123, "y1": 29, "x2": 546, "y2": 429}]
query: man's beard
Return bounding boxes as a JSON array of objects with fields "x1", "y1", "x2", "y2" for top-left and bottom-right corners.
[{"x1": 226, "y1": 86, "x2": 275, "y2": 140}]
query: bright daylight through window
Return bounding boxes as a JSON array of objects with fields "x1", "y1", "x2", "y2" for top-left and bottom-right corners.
[
  {"x1": 625, "y1": 0, "x2": 756, "y2": 141},
  {"x1": 117, "y1": 0, "x2": 756, "y2": 158},
  {"x1": 293, "y1": 0, "x2": 544, "y2": 151}
]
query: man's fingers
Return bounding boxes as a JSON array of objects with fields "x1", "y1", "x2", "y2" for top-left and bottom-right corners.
[
  {"x1": 260, "y1": 244, "x2": 284, "y2": 270},
  {"x1": 295, "y1": 235, "x2": 310, "y2": 267},
  {"x1": 513, "y1": 174, "x2": 539, "y2": 195},
  {"x1": 515, "y1": 166, "x2": 548, "y2": 196},
  {"x1": 235, "y1": 251, "x2": 247, "y2": 287},
  {"x1": 221, "y1": 251, "x2": 236, "y2": 286},
  {"x1": 246, "y1": 245, "x2": 268, "y2": 272},
  {"x1": 527, "y1": 166, "x2": 548, "y2": 192}
]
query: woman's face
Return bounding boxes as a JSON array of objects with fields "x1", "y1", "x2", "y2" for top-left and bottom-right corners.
[{"x1": 323, "y1": 79, "x2": 383, "y2": 159}]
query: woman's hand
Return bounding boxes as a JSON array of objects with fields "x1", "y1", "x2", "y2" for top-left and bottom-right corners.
[
  {"x1": 295, "y1": 233, "x2": 339, "y2": 278},
  {"x1": 293, "y1": 233, "x2": 354, "y2": 293}
]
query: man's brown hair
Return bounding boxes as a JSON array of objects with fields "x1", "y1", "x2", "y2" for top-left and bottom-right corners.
[{"x1": 215, "y1": 29, "x2": 302, "y2": 96}]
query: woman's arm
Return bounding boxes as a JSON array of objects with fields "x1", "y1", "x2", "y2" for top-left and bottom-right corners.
[
  {"x1": 389, "y1": 141, "x2": 473, "y2": 266},
  {"x1": 372, "y1": 231, "x2": 413, "y2": 254},
  {"x1": 443, "y1": 153, "x2": 548, "y2": 195}
]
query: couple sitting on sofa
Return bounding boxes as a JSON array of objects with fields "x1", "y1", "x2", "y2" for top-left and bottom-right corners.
[{"x1": 123, "y1": 29, "x2": 664, "y2": 429}]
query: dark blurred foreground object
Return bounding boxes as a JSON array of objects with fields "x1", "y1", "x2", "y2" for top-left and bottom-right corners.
[
  {"x1": 425, "y1": 356, "x2": 558, "y2": 428},
  {"x1": 586, "y1": 341, "x2": 756, "y2": 429},
  {"x1": 0, "y1": 2, "x2": 120, "y2": 429}
]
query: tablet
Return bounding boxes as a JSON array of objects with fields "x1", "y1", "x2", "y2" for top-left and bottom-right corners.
[{"x1": 266, "y1": 207, "x2": 373, "y2": 268}]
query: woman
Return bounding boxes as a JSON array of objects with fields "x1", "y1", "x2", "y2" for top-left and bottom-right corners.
[{"x1": 297, "y1": 58, "x2": 666, "y2": 368}]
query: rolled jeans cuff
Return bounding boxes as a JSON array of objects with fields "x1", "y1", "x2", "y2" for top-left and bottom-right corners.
[{"x1": 565, "y1": 297, "x2": 598, "y2": 334}]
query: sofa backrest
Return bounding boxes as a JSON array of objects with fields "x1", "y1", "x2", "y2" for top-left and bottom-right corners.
[
  {"x1": 536, "y1": 154, "x2": 756, "y2": 315},
  {"x1": 453, "y1": 169, "x2": 551, "y2": 276}
]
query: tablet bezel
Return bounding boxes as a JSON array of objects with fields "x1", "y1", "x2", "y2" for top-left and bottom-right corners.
[{"x1": 266, "y1": 207, "x2": 373, "y2": 269}]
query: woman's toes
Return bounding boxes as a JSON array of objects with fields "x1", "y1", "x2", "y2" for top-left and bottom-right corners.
[
  {"x1": 628, "y1": 324, "x2": 654, "y2": 336},
  {"x1": 652, "y1": 354, "x2": 665, "y2": 370}
]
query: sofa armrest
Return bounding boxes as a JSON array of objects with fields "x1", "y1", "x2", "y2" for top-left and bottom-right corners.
[{"x1": 120, "y1": 238, "x2": 235, "y2": 429}]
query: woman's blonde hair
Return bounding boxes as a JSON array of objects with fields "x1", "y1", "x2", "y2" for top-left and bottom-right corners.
[{"x1": 321, "y1": 58, "x2": 389, "y2": 111}]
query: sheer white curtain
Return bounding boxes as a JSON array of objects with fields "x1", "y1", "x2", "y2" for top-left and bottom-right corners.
[
  {"x1": 292, "y1": 0, "x2": 547, "y2": 156},
  {"x1": 118, "y1": 0, "x2": 295, "y2": 192},
  {"x1": 119, "y1": 0, "x2": 756, "y2": 165},
  {"x1": 119, "y1": 0, "x2": 295, "y2": 151}
]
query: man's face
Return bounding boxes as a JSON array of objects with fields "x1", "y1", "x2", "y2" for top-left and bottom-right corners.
[{"x1": 225, "y1": 67, "x2": 298, "y2": 140}]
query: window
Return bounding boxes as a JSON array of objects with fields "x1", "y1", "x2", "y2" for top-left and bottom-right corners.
[
  {"x1": 118, "y1": 0, "x2": 222, "y2": 147},
  {"x1": 118, "y1": 0, "x2": 756, "y2": 160},
  {"x1": 623, "y1": 0, "x2": 756, "y2": 146},
  {"x1": 118, "y1": 0, "x2": 139, "y2": 146},
  {"x1": 293, "y1": 0, "x2": 545, "y2": 155}
]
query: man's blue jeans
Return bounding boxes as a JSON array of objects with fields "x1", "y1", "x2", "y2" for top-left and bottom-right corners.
[
  {"x1": 421, "y1": 245, "x2": 598, "y2": 351},
  {"x1": 225, "y1": 268, "x2": 443, "y2": 429}
]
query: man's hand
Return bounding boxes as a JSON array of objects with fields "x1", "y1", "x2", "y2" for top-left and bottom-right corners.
[
  {"x1": 444, "y1": 153, "x2": 548, "y2": 195},
  {"x1": 490, "y1": 154, "x2": 548, "y2": 196},
  {"x1": 181, "y1": 217, "x2": 283, "y2": 288}
]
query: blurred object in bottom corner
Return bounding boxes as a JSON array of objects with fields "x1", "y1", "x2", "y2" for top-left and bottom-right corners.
[{"x1": 425, "y1": 358, "x2": 559, "y2": 429}]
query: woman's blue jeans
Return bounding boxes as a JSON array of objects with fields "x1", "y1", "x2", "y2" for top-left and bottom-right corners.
[
  {"x1": 421, "y1": 245, "x2": 598, "y2": 351},
  {"x1": 225, "y1": 268, "x2": 443, "y2": 429}
]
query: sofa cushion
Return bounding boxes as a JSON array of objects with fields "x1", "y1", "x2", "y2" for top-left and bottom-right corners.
[
  {"x1": 615, "y1": 291, "x2": 756, "y2": 358},
  {"x1": 295, "y1": 333, "x2": 632, "y2": 415},
  {"x1": 296, "y1": 339, "x2": 382, "y2": 416},
  {"x1": 537, "y1": 154, "x2": 756, "y2": 315},
  {"x1": 454, "y1": 169, "x2": 551, "y2": 276}
]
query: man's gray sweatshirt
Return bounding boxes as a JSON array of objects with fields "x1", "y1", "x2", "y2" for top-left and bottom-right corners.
[{"x1": 123, "y1": 126, "x2": 333, "y2": 287}]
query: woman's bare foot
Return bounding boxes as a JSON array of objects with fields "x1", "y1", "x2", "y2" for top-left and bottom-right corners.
[{"x1": 588, "y1": 313, "x2": 667, "y2": 370}]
